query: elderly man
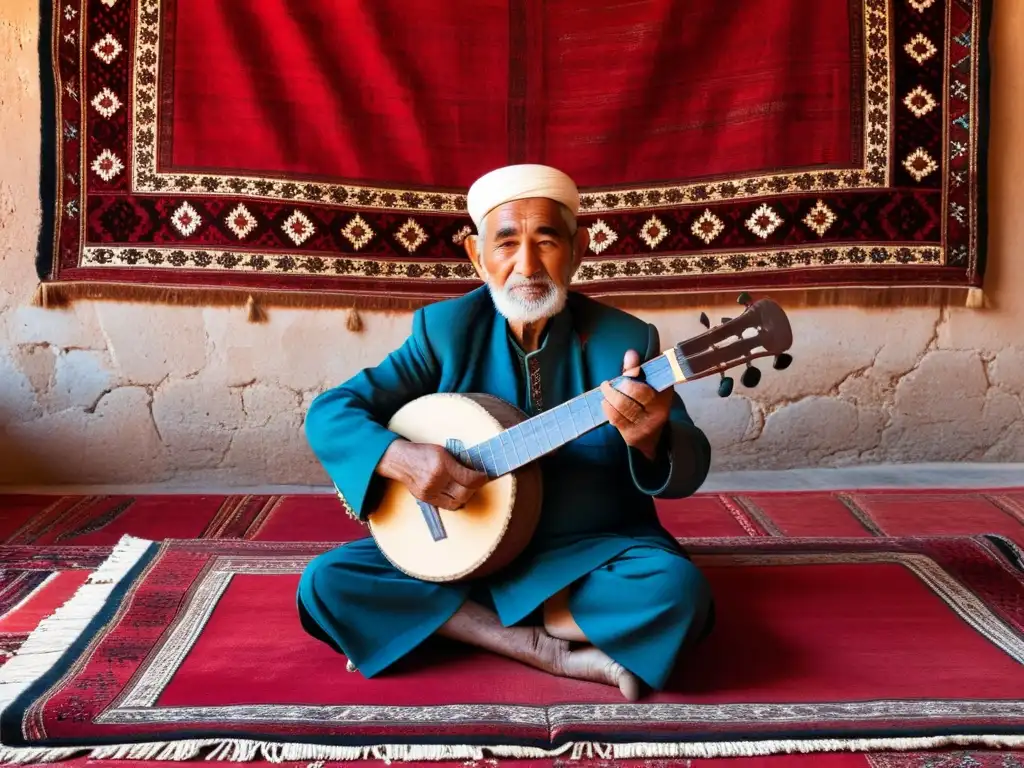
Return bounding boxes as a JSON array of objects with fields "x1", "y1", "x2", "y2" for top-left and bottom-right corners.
[{"x1": 298, "y1": 165, "x2": 714, "y2": 700}]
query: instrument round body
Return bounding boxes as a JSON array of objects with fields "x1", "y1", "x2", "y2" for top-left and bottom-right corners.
[{"x1": 367, "y1": 392, "x2": 543, "y2": 583}]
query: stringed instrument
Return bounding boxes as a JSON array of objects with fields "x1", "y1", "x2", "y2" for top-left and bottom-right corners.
[{"x1": 365, "y1": 293, "x2": 794, "y2": 583}]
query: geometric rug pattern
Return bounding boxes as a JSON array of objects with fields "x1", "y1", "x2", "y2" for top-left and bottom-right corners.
[{"x1": 1, "y1": 488, "x2": 1022, "y2": 767}]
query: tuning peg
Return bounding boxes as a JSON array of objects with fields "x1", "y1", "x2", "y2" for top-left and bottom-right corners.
[
  {"x1": 737, "y1": 291, "x2": 752, "y2": 307},
  {"x1": 773, "y1": 353, "x2": 793, "y2": 370},
  {"x1": 699, "y1": 312, "x2": 710, "y2": 329},
  {"x1": 717, "y1": 375, "x2": 734, "y2": 397},
  {"x1": 741, "y1": 364, "x2": 761, "y2": 388}
]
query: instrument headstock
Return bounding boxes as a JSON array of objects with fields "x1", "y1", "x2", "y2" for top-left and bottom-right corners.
[{"x1": 669, "y1": 292, "x2": 794, "y2": 397}]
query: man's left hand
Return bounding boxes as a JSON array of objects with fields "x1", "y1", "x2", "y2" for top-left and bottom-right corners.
[{"x1": 600, "y1": 350, "x2": 673, "y2": 462}]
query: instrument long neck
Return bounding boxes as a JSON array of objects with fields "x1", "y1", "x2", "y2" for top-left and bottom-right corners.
[{"x1": 451, "y1": 353, "x2": 681, "y2": 479}]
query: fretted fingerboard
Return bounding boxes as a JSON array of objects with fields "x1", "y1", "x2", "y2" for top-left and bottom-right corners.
[{"x1": 452, "y1": 353, "x2": 683, "y2": 479}]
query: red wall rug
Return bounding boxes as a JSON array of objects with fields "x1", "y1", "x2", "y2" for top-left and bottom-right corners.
[
  {"x1": 0, "y1": 534, "x2": 1021, "y2": 762},
  {"x1": 35, "y1": 0, "x2": 991, "y2": 316}
]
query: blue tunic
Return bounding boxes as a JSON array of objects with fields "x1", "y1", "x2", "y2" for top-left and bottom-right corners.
[{"x1": 298, "y1": 288, "x2": 714, "y2": 690}]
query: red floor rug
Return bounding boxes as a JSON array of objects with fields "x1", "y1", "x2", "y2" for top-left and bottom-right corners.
[
  {"x1": 3, "y1": 489, "x2": 1023, "y2": 546},
  {"x1": 1, "y1": 534, "x2": 1022, "y2": 763}
]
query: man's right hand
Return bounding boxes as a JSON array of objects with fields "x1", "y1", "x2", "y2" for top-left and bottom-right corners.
[{"x1": 377, "y1": 440, "x2": 488, "y2": 509}]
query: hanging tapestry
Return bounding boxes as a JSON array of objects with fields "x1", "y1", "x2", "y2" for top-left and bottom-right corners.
[{"x1": 35, "y1": 0, "x2": 991, "y2": 313}]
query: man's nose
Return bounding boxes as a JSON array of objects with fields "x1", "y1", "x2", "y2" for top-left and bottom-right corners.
[{"x1": 513, "y1": 242, "x2": 543, "y2": 277}]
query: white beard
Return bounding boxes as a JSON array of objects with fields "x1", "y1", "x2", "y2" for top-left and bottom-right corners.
[{"x1": 485, "y1": 270, "x2": 568, "y2": 324}]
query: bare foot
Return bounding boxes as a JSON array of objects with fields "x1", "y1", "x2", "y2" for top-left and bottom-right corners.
[{"x1": 533, "y1": 630, "x2": 641, "y2": 701}]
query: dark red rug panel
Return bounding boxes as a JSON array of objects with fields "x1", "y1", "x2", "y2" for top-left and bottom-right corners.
[
  {"x1": 0, "y1": 495, "x2": 75, "y2": 543},
  {"x1": 849, "y1": 492, "x2": 1024, "y2": 545},
  {"x1": 167, "y1": 0, "x2": 851, "y2": 187},
  {"x1": 740, "y1": 492, "x2": 876, "y2": 537},
  {"x1": 675, "y1": 561, "x2": 1021, "y2": 702},
  {"x1": 159, "y1": 561, "x2": 1023, "y2": 709},
  {"x1": 4, "y1": 489, "x2": 1024, "y2": 545},
  {"x1": 29, "y1": 495, "x2": 237, "y2": 545},
  {"x1": 655, "y1": 495, "x2": 759, "y2": 538},
  {"x1": 248, "y1": 495, "x2": 369, "y2": 542}
]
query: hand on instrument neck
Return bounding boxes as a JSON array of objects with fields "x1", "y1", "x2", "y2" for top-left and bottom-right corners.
[{"x1": 600, "y1": 349, "x2": 673, "y2": 462}]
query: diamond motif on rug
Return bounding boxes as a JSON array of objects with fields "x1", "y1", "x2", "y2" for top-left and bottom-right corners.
[
  {"x1": 691, "y1": 210, "x2": 725, "y2": 244},
  {"x1": 903, "y1": 148, "x2": 939, "y2": 182},
  {"x1": 451, "y1": 225, "x2": 473, "y2": 246},
  {"x1": 588, "y1": 220, "x2": 618, "y2": 254},
  {"x1": 341, "y1": 215, "x2": 373, "y2": 250},
  {"x1": 905, "y1": 34, "x2": 938, "y2": 64},
  {"x1": 803, "y1": 200, "x2": 837, "y2": 237},
  {"x1": 282, "y1": 211, "x2": 315, "y2": 246},
  {"x1": 90, "y1": 149, "x2": 123, "y2": 182},
  {"x1": 171, "y1": 202, "x2": 202, "y2": 237},
  {"x1": 90, "y1": 87, "x2": 121, "y2": 118},
  {"x1": 639, "y1": 216, "x2": 668, "y2": 249},
  {"x1": 225, "y1": 204, "x2": 257, "y2": 240},
  {"x1": 904, "y1": 86, "x2": 938, "y2": 118},
  {"x1": 91, "y1": 33, "x2": 122, "y2": 64},
  {"x1": 745, "y1": 204, "x2": 784, "y2": 239},
  {"x1": 907, "y1": 0, "x2": 936, "y2": 12},
  {"x1": 395, "y1": 219, "x2": 428, "y2": 253}
]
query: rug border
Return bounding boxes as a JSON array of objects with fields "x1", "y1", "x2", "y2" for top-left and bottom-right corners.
[
  {"x1": 975, "y1": 0, "x2": 993, "y2": 286},
  {"x1": 35, "y1": 0, "x2": 57, "y2": 282}
]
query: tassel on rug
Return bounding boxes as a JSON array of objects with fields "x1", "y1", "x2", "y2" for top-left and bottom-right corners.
[
  {"x1": 346, "y1": 308, "x2": 363, "y2": 332},
  {"x1": 245, "y1": 295, "x2": 268, "y2": 323}
]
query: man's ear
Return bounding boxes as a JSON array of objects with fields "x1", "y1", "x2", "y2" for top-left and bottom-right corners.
[{"x1": 463, "y1": 233, "x2": 486, "y2": 280}]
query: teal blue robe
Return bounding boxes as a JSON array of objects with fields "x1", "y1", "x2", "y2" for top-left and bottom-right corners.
[{"x1": 297, "y1": 287, "x2": 714, "y2": 691}]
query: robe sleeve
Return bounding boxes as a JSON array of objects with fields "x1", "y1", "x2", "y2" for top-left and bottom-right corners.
[
  {"x1": 304, "y1": 308, "x2": 441, "y2": 520},
  {"x1": 626, "y1": 323, "x2": 712, "y2": 499}
]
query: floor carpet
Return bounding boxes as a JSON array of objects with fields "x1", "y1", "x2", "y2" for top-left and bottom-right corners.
[
  {"x1": 1, "y1": 489, "x2": 1023, "y2": 547},
  {"x1": 0, "y1": 489, "x2": 1022, "y2": 767}
]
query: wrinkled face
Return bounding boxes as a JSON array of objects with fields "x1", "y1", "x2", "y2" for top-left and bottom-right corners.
[{"x1": 466, "y1": 197, "x2": 588, "y2": 324}]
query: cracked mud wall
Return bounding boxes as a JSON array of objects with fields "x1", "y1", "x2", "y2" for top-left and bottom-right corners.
[{"x1": 2, "y1": 0, "x2": 1023, "y2": 487}]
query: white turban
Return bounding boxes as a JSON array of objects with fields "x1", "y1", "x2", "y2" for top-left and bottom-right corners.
[{"x1": 466, "y1": 164, "x2": 579, "y2": 230}]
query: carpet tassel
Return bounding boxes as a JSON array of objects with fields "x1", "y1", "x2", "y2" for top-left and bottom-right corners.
[
  {"x1": 965, "y1": 286, "x2": 985, "y2": 308},
  {"x1": 246, "y1": 295, "x2": 268, "y2": 323},
  {"x1": 29, "y1": 282, "x2": 70, "y2": 309},
  {"x1": 346, "y1": 307, "x2": 363, "y2": 332}
]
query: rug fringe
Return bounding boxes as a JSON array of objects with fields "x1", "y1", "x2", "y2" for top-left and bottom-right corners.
[
  {"x1": 27, "y1": 280, "x2": 987, "y2": 322},
  {"x1": 598, "y1": 284, "x2": 988, "y2": 310},
  {"x1": 0, "y1": 535, "x2": 154, "y2": 718},
  {"x1": 27, "y1": 280, "x2": 436, "y2": 322},
  {"x1": 2, "y1": 734, "x2": 1023, "y2": 763}
]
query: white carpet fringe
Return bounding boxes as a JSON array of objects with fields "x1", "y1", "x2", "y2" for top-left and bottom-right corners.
[
  {"x1": 0, "y1": 535, "x2": 154, "y2": 719},
  {"x1": 1, "y1": 734, "x2": 1023, "y2": 763}
]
